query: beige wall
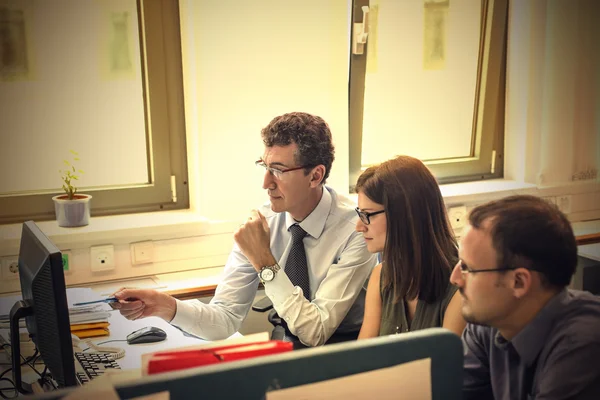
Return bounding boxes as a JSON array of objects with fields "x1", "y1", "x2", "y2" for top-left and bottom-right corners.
[{"x1": 180, "y1": 0, "x2": 351, "y2": 221}]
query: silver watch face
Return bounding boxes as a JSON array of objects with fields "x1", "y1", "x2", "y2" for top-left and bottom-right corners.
[{"x1": 260, "y1": 267, "x2": 275, "y2": 282}]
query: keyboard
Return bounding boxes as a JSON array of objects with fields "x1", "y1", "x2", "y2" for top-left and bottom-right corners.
[{"x1": 74, "y1": 352, "x2": 122, "y2": 384}]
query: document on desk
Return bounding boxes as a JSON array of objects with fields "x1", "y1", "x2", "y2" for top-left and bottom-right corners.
[
  {"x1": 0, "y1": 288, "x2": 113, "y2": 328},
  {"x1": 266, "y1": 357, "x2": 432, "y2": 400}
]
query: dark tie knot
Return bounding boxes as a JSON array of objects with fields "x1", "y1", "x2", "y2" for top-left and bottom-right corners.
[{"x1": 289, "y1": 224, "x2": 307, "y2": 242}]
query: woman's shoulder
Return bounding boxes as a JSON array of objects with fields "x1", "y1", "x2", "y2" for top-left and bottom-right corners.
[
  {"x1": 372, "y1": 262, "x2": 383, "y2": 283},
  {"x1": 373, "y1": 262, "x2": 383, "y2": 275},
  {"x1": 441, "y1": 282, "x2": 459, "y2": 309}
]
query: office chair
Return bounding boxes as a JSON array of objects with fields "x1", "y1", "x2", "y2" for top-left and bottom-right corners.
[{"x1": 252, "y1": 297, "x2": 359, "y2": 345}]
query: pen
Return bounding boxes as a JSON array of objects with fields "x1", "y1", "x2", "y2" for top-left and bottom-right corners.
[
  {"x1": 99, "y1": 285, "x2": 167, "y2": 296},
  {"x1": 72, "y1": 297, "x2": 119, "y2": 306}
]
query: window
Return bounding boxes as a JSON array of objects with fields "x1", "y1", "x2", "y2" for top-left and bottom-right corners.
[
  {"x1": 0, "y1": 0, "x2": 188, "y2": 224},
  {"x1": 349, "y1": 0, "x2": 508, "y2": 189}
]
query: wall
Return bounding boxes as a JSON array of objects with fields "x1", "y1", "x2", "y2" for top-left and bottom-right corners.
[{"x1": 180, "y1": 0, "x2": 351, "y2": 222}]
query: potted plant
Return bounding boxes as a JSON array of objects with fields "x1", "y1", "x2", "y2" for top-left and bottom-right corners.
[{"x1": 52, "y1": 150, "x2": 92, "y2": 227}]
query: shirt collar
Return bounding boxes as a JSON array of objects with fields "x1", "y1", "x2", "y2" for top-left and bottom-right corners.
[
  {"x1": 494, "y1": 288, "x2": 568, "y2": 365},
  {"x1": 285, "y1": 186, "x2": 331, "y2": 239}
]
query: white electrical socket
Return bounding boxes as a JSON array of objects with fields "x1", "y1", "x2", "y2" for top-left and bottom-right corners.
[
  {"x1": 90, "y1": 245, "x2": 115, "y2": 272},
  {"x1": 556, "y1": 195, "x2": 572, "y2": 214},
  {"x1": 1, "y1": 256, "x2": 19, "y2": 280},
  {"x1": 448, "y1": 205, "x2": 468, "y2": 231},
  {"x1": 130, "y1": 241, "x2": 154, "y2": 265}
]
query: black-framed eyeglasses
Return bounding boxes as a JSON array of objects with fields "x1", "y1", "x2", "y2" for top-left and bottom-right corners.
[
  {"x1": 255, "y1": 159, "x2": 308, "y2": 180},
  {"x1": 355, "y1": 207, "x2": 385, "y2": 225},
  {"x1": 458, "y1": 260, "x2": 518, "y2": 275}
]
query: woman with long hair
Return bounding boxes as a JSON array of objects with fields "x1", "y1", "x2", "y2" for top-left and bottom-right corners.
[{"x1": 355, "y1": 155, "x2": 465, "y2": 338}]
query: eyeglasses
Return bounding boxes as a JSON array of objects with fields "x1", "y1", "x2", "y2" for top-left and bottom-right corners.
[
  {"x1": 458, "y1": 260, "x2": 518, "y2": 275},
  {"x1": 355, "y1": 207, "x2": 385, "y2": 225},
  {"x1": 255, "y1": 159, "x2": 308, "y2": 180}
]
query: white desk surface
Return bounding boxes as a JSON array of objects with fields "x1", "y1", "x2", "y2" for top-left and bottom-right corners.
[{"x1": 89, "y1": 311, "x2": 222, "y2": 371}]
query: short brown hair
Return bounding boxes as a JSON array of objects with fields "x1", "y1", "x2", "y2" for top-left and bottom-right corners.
[
  {"x1": 356, "y1": 155, "x2": 458, "y2": 303},
  {"x1": 469, "y1": 195, "x2": 577, "y2": 288},
  {"x1": 261, "y1": 112, "x2": 335, "y2": 184}
]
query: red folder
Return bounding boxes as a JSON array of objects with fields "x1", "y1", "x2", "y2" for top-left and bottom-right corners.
[{"x1": 147, "y1": 340, "x2": 293, "y2": 375}]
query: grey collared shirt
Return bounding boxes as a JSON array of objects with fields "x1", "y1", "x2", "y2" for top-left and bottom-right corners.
[{"x1": 462, "y1": 289, "x2": 600, "y2": 400}]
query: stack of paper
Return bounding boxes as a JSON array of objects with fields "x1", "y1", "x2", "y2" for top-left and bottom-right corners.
[
  {"x1": 0, "y1": 287, "x2": 116, "y2": 339},
  {"x1": 69, "y1": 304, "x2": 111, "y2": 339},
  {"x1": 67, "y1": 288, "x2": 114, "y2": 339}
]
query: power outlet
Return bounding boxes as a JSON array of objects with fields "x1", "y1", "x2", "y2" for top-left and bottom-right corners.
[
  {"x1": 1, "y1": 256, "x2": 19, "y2": 280},
  {"x1": 90, "y1": 245, "x2": 115, "y2": 272},
  {"x1": 556, "y1": 195, "x2": 572, "y2": 214},
  {"x1": 448, "y1": 205, "x2": 468, "y2": 231},
  {"x1": 62, "y1": 251, "x2": 72, "y2": 274}
]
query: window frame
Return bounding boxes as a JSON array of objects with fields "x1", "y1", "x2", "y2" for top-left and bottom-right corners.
[
  {"x1": 349, "y1": 0, "x2": 508, "y2": 190},
  {"x1": 0, "y1": 0, "x2": 189, "y2": 225}
]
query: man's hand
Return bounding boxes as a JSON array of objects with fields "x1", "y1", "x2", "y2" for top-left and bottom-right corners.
[
  {"x1": 110, "y1": 288, "x2": 177, "y2": 322},
  {"x1": 234, "y1": 210, "x2": 276, "y2": 271}
]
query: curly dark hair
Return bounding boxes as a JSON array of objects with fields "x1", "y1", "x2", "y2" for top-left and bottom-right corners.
[
  {"x1": 469, "y1": 195, "x2": 577, "y2": 288},
  {"x1": 261, "y1": 112, "x2": 335, "y2": 184}
]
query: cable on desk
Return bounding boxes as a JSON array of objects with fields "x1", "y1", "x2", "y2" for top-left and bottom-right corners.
[
  {"x1": 95, "y1": 340, "x2": 128, "y2": 346},
  {"x1": 0, "y1": 345, "x2": 44, "y2": 399},
  {"x1": 81, "y1": 339, "x2": 126, "y2": 352},
  {"x1": 0, "y1": 377, "x2": 17, "y2": 400}
]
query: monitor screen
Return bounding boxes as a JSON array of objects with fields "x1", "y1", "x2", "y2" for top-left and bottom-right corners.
[{"x1": 10, "y1": 220, "x2": 76, "y2": 393}]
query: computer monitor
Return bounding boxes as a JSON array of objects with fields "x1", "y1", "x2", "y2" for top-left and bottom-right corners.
[
  {"x1": 9, "y1": 220, "x2": 76, "y2": 394},
  {"x1": 570, "y1": 254, "x2": 600, "y2": 295}
]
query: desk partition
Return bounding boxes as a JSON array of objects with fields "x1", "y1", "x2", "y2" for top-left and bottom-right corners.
[{"x1": 40, "y1": 328, "x2": 463, "y2": 400}]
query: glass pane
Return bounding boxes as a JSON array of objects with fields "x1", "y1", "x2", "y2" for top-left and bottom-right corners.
[
  {"x1": 361, "y1": 0, "x2": 482, "y2": 166},
  {"x1": 0, "y1": 0, "x2": 148, "y2": 194}
]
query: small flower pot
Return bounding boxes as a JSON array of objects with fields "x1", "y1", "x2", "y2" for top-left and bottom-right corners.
[{"x1": 52, "y1": 194, "x2": 92, "y2": 227}]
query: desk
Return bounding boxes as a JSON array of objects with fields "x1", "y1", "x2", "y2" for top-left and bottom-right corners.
[
  {"x1": 86, "y1": 312, "x2": 215, "y2": 371},
  {"x1": 0, "y1": 303, "x2": 241, "y2": 397}
]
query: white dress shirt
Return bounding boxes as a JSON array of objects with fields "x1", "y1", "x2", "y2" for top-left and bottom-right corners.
[{"x1": 170, "y1": 186, "x2": 377, "y2": 346}]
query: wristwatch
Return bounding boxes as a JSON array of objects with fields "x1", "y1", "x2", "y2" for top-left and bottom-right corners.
[{"x1": 259, "y1": 263, "x2": 280, "y2": 283}]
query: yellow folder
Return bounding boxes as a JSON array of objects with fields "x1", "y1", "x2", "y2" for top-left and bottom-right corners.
[
  {"x1": 70, "y1": 322, "x2": 110, "y2": 331},
  {"x1": 73, "y1": 328, "x2": 110, "y2": 339}
]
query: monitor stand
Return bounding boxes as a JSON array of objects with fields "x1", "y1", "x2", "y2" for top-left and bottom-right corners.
[{"x1": 10, "y1": 300, "x2": 34, "y2": 395}]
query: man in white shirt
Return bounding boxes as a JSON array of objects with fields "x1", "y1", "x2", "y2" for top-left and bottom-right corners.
[{"x1": 112, "y1": 112, "x2": 378, "y2": 347}]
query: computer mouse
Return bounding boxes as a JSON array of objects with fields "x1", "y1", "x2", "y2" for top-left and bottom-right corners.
[{"x1": 126, "y1": 326, "x2": 167, "y2": 345}]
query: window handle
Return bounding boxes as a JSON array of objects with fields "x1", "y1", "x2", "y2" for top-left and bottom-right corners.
[{"x1": 352, "y1": 6, "x2": 370, "y2": 55}]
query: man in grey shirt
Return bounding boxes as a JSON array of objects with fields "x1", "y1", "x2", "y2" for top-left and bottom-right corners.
[{"x1": 450, "y1": 195, "x2": 600, "y2": 399}]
